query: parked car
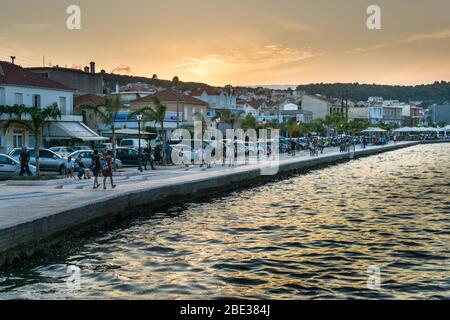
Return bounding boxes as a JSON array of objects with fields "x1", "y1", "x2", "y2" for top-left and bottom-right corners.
[
  {"x1": 0, "y1": 153, "x2": 36, "y2": 179},
  {"x1": 73, "y1": 145, "x2": 93, "y2": 151},
  {"x1": 168, "y1": 143, "x2": 195, "y2": 162},
  {"x1": 115, "y1": 147, "x2": 141, "y2": 165},
  {"x1": 95, "y1": 143, "x2": 114, "y2": 153},
  {"x1": 8, "y1": 148, "x2": 67, "y2": 174},
  {"x1": 120, "y1": 139, "x2": 149, "y2": 150},
  {"x1": 49, "y1": 146, "x2": 75, "y2": 157},
  {"x1": 69, "y1": 150, "x2": 123, "y2": 170}
]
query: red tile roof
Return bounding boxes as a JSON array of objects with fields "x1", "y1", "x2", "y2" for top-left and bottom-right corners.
[
  {"x1": 132, "y1": 89, "x2": 209, "y2": 106},
  {"x1": 74, "y1": 94, "x2": 105, "y2": 107},
  {"x1": 237, "y1": 99, "x2": 265, "y2": 109},
  {"x1": 0, "y1": 61, "x2": 71, "y2": 90},
  {"x1": 191, "y1": 87, "x2": 222, "y2": 96}
]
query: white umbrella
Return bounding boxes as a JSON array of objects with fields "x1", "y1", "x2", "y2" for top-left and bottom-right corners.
[
  {"x1": 362, "y1": 127, "x2": 387, "y2": 133},
  {"x1": 393, "y1": 127, "x2": 412, "y2": 133}
]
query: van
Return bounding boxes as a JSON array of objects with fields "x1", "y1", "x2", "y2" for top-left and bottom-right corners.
[{"x1": 120, "y1": 139, "x2": 149, "y2": 150}]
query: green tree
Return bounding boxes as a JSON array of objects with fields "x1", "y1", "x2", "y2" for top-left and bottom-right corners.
[
  {"x1": 324, "y1": 114, "x2": 345, "y2": 136},
  {"x1": 287, "y1": 119, "x2": 301, "y2": 138},
  {"x1": 214, "y1": 109, "x2": 244, "y2": 130},
  {"x1": 307, "y1": 118, "x2": 327, "y2": 136},
  {"x1": 4, "y1": 104, "x2": 61, "y2": 176},
  {"x1": 79, "y1": 94, "x2": 123, "y2": 168},
  {"x1": 148, "y1": 97, "x2": 168, "y2": 163},
  {"x1": 240, "y1": 114, "x2": 258, "y2": 130},
  {"x1": 348, "y1": 119, "x2": 371, "y2": 134}
]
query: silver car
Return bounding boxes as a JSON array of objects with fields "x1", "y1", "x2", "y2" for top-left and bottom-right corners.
[
  {"x1": 9, "y1": 148, "x2": 67, "y2": 174},
  {"x1": 69, "y1": 150, "x2": 123, "y2": 170},
  {"x1": 0, "y1": 153, "x2": 36, "y2": 179}
]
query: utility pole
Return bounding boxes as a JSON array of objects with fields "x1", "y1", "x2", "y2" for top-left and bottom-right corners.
[
  {"x1": 10, "y1": 56, "x2": 16, "y2": 64},
  {"x1": 345, "y1": 89, "x2": 349, "y2": 134},
  {"x1": 176, "y1": 93, "x2": 180, "y2": 129}
]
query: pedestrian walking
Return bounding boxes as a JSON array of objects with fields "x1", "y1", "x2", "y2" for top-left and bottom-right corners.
[
  {"x1": 102, "y1": 150, "x2": 116, "y2": 189},
  {"x1": 66, "y1": 156, "x2": 75, "y2": 179},
  {"x1": 362, "y1": 136, "x2": 367, "y2": 149},
  {"x1": 19, "y1": 147, "x2": 32, "y2": 176},
  {"x1": 309, "y1": 140, "x2": 315, "y2": 156},
  {"x1": 143, "y1": 147, "x2": 154, "y2": 170},
  {"x1": 154, "y1": 144, "x2": 162, "y2": 165},
  {"x1": 164, "y1": 141, "x2": 172, "y2": 165},
  {"x1": 227, "y1": 141, "x2": 235, "y2": 167},
  {"x1": 91, "y1": 150, "x2": 101, "y2": 189},
  {"x1": 290, "y1": 139, "x2": 296, "y2": 157},
  {"x1": 319, "y1": 138, "x2": 325, "y2": 154}
]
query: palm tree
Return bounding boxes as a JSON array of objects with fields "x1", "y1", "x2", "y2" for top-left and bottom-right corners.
[
  {"x1": 4, "y1": 104, "x2": 61, "y2": 176},
  {"x1": 287, "y1": 119, "x2": 301, "y2": 138},
  {"x1": 324, "y1": 114, "x2": 345, "y2": 136},
  {"x1": 307, "y1": 118, "x2": 327, "y2": 136},
  {"x1": 240, "y1": 114, "x2": 257, "y2": 130},
  {"x1": 79, "y1": 94, "x2": 123, "y2": 168},
  {"x1": 215, "y1": 109, "x2": 244, "y2": 130},
  {"x1": 148, "y1": 97, "x2": 167, "y2": 163}
]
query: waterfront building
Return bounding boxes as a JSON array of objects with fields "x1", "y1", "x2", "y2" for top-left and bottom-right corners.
[
  {"x1": 73, "y1": 94, "x2": 106, "y2": 132},
  {"x1": 0, "y1": 61, "x2": 105, "y2": 153},
  {"x1": 382, "y1": 105, "x2": 403, "y2": 126},
  {"x1": 348, "y1": 106, "x2": 369, "y2": 121},
  {"x1": 191, "y1": 87, "x2": 238, "y2": 117},
  {"x1": 301, "y1": 94, "x2": 343, "y2": 119},
  {"x1": 258, "y1": 102, "x2": 313, "y2": 125},
  {"x1": 28, "y1": 61, "x2": 104, "y2": 96},
  {"x1": 431, "y1": 104, "x2": 450, "y2": 125},
  {"x1": 236, "y1": 99, "x2": 267, "y2": 117},
  {"x1": 128, "y1": 89, "x2": 209, "y2": 139}
]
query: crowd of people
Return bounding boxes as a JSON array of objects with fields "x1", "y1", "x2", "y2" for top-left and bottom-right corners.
[
  {"x1": 66, "y1": 150, "x2": 116, "y2": 190},
  {"x1": 16, "y1": 133, "x2": 396, "y2": 190}
]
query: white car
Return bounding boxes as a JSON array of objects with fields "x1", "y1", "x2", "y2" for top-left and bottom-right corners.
[
  {"x1": 120, "y1": 139, "x2": 149, "y2": 150},
  {"x1": 69, "y1": 150, "x2": 123, "y2": 170},
  {"x1": 49, "y1": 146, "x2": 75, "y2": 157},
  {"x1": 0, "y1": 153, "x2": 36, "y2": 179}
]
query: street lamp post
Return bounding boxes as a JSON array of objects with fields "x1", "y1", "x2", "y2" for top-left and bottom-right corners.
[{"x1": 136, "y1": 112, "x2": 143, "y2": 172}]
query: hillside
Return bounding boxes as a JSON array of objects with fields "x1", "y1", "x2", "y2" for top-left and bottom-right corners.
[{"x1": 296, "y1": 82, "x2": 450, "y2": 105}]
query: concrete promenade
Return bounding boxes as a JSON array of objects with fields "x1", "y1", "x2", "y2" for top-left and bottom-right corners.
[{"x1": 0, "y1": 141, "x2": 420, "y2": 264}]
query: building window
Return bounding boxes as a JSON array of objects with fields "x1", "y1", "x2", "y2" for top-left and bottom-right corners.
[
  {"x1": 184, "y1": 106, "x2": 188, "y2": 121},
  {"x1": 0, "y1": 133, "x2": 3, "y2": 147},
  {"x1": 32, "y1": 95, "x2": 41, "y2": 108},
  {"x1": 59, "y1": 97, "x2": 67, "y2": 114},
  {"x1": 28, "y1": 135, "x2": 36, "y2": 147},
  {"x1": 192, "y1": 107, "x2": 196, "y2": 120},
  {"x1": 15, "y1": 93, "x2": 23, "y2": 105},
  {"x1": 13, "y1": 131, "x2": 24, "y2": 148}
]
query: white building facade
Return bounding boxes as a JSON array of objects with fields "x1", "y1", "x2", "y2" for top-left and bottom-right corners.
[{"x1": 1, "y1": 61, "x2": 104, "y2": 153}]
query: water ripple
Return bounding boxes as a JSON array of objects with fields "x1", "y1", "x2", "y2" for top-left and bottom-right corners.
[{"x1": 0, "y1": 144, "x2": 449, "y2": 300}]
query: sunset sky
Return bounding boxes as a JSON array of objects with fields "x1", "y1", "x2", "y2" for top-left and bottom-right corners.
[{"x1": 1, "y1": 0, "x2": 450, "y2": 87}]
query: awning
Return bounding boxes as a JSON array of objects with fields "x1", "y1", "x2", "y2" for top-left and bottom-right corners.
[
  {"x1": 361, "y1": 127, "x2": 387, "y2": 133},
  {"x1": 102, "y1": 128, "x2": 156, "y2": 138},
  {"x1": 44, "y1": 122, "x2": 108, "y2": 141}
]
